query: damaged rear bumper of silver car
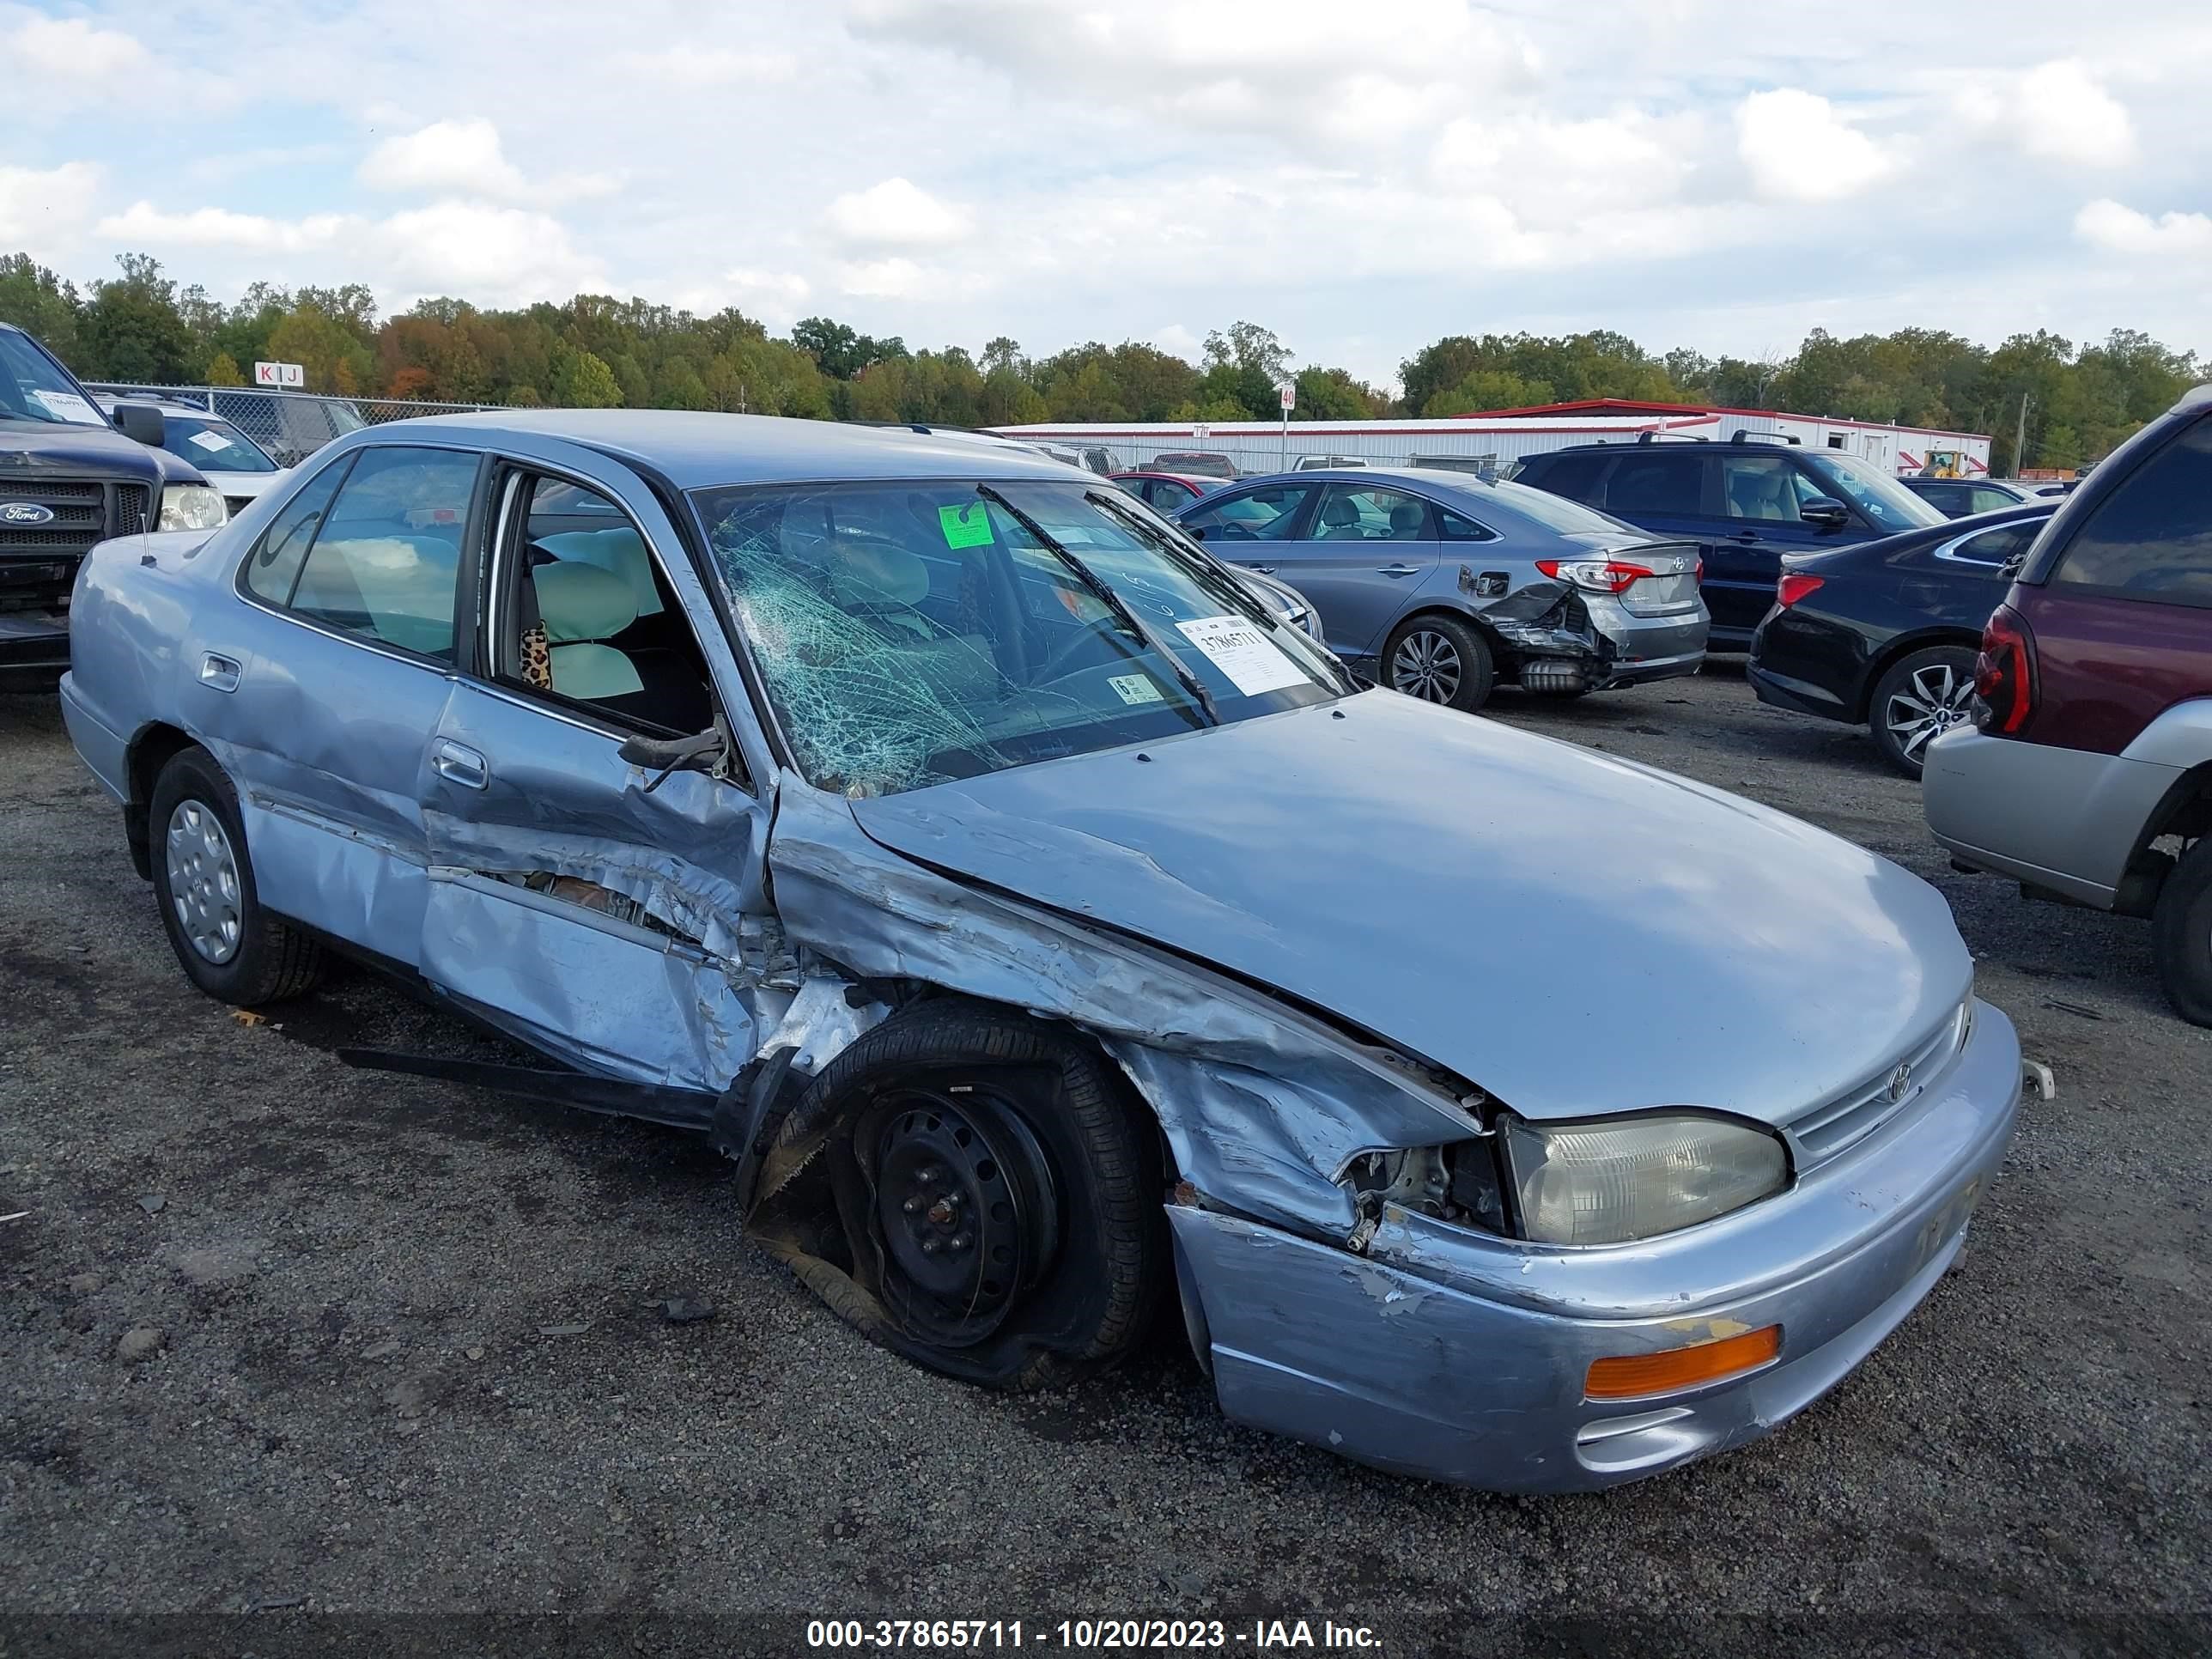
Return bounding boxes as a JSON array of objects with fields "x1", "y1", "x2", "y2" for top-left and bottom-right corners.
[{"x1": 1167, "y1": 1000, "x2": 2021, "y2": 1494}]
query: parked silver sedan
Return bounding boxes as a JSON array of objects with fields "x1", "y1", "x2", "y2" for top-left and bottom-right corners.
[
  {"x1": 1178, "y1": 466, "x2": 1709, "y2": 709},
  {"x1": 60, "y1": 410, "x2": 2018, "y2": 1492}
]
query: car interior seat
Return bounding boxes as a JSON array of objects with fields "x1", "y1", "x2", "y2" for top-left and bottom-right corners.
[
  {"x1": 534, "y1": 528, "x2": 665, "y2": 617},
  {"x1": 1729, "y1": 467, "x2": 1795, "y2": 522},
  {"x1": 1318, "y1": 495, "x2": 1365, "y2": 539},
  {"x1": 1387, "y1": 501, "x2": 1426, "y2": 538},
  {"x1": 532, "y1": 560, "x2": 643, "y2": 700}
]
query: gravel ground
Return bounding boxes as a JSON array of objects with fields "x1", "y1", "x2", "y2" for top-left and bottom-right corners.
[{"x1": 3, "y1": 669, "x2": 2207, "y2": 1658}]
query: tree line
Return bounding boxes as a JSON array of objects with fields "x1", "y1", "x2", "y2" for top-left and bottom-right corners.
[{"x1": 4, "y1": 252, "x2": 2200, "y2": 473}]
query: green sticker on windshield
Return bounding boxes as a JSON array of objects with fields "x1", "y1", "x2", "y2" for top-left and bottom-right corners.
[{"x1": 939, "y1": 502, "x2": 994, "y2": 549}]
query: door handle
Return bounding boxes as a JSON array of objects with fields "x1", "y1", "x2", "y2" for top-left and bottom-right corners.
[
  {"x1": 1732, "y1": 531, "x2": 1761, "y2": 544},
  {"x1": 432, "y1": 738, "x2": 489, "y2": 790},
  {"x1": 197, "y1": 653, "x2": 241, "y2": 693},
  {"x1": 1376, "y1": 563, "x2": 1423, "y2": 576},
  {"x1": 1243, "y1": 563, "x2": 1278, "y2": 575}
]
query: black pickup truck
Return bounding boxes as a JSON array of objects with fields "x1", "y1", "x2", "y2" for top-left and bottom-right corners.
[{"x1": 1, "y1": 323, "x2": 228, "y2": 687}]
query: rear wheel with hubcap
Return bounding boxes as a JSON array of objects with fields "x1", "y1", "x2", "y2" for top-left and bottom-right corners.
[
  {"x1": 148, "y1": 747, "x2": 324, "y2": 1006},
  {"x1": 1869, "y1": 646, "x2": 1978, "y2": 777},
  {"x1": 1382, "y1": 614, "x2": 1494, "y2": 713}
]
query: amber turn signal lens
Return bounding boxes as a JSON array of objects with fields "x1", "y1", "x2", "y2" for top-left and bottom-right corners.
[{"x1": 1585, "y1": 1325, "x2": 1782, "y2": 1401}]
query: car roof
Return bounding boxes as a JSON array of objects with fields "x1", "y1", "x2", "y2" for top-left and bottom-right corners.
[
  {"x1": 1527, "y1": 437, "x2": 1805, "y2": 458},
  {"x1": 92, "y1": 394, "x2": 227, "y2": 418},
  {"x1": 335, "y1": 410, "x2": 1089, "y2": 489}
]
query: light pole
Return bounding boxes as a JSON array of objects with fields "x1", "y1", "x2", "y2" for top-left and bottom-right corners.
[{"x1": 2014, "y1": 391, "x2": 2032, "y2": 477}]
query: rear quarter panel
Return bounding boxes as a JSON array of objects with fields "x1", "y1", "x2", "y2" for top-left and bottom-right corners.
[{"x1": 2013, "y1": 586, "x2": 2212, "y2": 754}]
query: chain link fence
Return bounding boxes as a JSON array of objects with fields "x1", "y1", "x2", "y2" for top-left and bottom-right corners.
[{"x1": 84, "y1": 382, "x2": 501, "y2": 468}]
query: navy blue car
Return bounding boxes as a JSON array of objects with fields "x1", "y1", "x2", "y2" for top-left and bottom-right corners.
[{"x1": 1515, "y1": 434, "x2": 1948, "y2": 649}]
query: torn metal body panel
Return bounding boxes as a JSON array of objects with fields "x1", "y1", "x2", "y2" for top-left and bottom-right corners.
[{"x1": 61, "y1": 410, "x2": 2027, "y2": 1494}]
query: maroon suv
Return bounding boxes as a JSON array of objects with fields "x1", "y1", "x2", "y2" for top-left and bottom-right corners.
[{"x1": 1923, "y1": 384, "x2": 2212, "y2": 1022}]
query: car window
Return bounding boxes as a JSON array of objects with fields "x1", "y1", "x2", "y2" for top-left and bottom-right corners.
[
  {"x1": 1915, "y1": 483, "x2": 1964, "y2": 514},
  {"x1": 2050, "y1": 418, "x2": 2212, "y2": 604},
  {"x1": 1182, "y1": 483, "x2": 1315, "y2": 541},
  {"x1": 1944, "y1": 521, "x2": 2039, "y2": 567},
  {"x1": 1604, "y1": 453, "x2": 1704, "y2": 516},
  {"x1": 1521, "y1": 453, "x2": 1607, "y2": 501},
  {"x1": 692, "y1": 479, "x2": 1346, "y2": 797},
  {"x1": 1797, "y1": 449, "x2": 1943, "y2": 532},
  {"x1": 493, "y1": 473, "x2": 719, "y2": 734},
  {"x1": 1312, "y1": 484, "x2": 1432, "y2": 541},
  {"x1": 1437, "y1": 505, "x2": 1497, "y2": 541},
  {"x1": 240, "y1": 455, "x2": 352, "y2": 607},
  {"x1": 160, "y1": 415, "x2": 277, "y2": 474},
  {"x1": 285, "y1": 446, "x2": 478, "y2": 659},
  {"x1": 1970, "y1": 487, "x2": 2015, "y2": 514},
  {"x1": 1721, "y1": 456, "x2": 1825, "y2": 524}
]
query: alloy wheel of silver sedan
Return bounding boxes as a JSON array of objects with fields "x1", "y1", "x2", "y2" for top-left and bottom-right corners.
[
  {"x1": 1881, "y1": 658, "x2": 1977, "y2": 766},
  {"x1": 1390, "y1": 628, "x2": 1462, "y2": 704},
  {"x1": 165, "y1": 799, "x2": 243, "y2": 964}
]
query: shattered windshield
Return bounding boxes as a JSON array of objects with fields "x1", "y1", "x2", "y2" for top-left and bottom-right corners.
[{"x1": 692, "y1": 478, "x2": 1351, "y2": 797}]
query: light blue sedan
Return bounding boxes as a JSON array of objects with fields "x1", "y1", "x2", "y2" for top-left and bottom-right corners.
[{"x1": 60, "y1": 411, "x2": 2021, "y2": 1492}]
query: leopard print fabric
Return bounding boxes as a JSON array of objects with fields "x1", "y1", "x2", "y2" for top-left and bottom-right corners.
[{"x1": 520, "y1": 622, "x2": 553, "y2": 690}]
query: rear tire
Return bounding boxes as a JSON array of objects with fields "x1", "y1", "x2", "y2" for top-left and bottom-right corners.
[
  {"x1": 2152, "y1": 837, "x2": 2212, "y2": 1028},
  {"x1": 1869, "y1": 646, "x2": 1978, "y2": 778},
  {"x1": 1382, "y1": 614, "x2": 1494, "y2": 713},
  {"x1": 148, "y1": 747, "x2": 325, "y2": 1006},
  {"x1": 751, "y1": 1001, "x2": 1166, "y2": 1391}
]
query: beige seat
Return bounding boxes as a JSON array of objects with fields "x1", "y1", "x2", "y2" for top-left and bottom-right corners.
[{"x1": 533, "y1": 561, "x2": 642, "y2": 699}]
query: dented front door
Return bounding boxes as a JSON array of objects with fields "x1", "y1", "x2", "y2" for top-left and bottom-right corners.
[{"x1": 411, "y1": 439, "x2": 785, "y2": 1095}]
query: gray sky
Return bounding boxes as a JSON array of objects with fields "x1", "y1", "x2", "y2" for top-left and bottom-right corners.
[{"x1": 4, "y1": 0, "x2": 2207, "y2": 387}]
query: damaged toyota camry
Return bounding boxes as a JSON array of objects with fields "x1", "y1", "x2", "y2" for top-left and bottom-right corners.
[{"x1": 60, "y1": 412, "x2": 2023, "y2": 1492}]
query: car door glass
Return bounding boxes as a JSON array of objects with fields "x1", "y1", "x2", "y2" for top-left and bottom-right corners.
[
  {"x1": 1604, "y1": 453, "x2": 1702, "y2": 516},
  {"x1": 1721, "y1": 456, "x2": 1820, "y2": 524},
  {"x1": 1525, "y1": 453, "x2": 1608, "y2": 502},
  {"x1": 2051, "y1": 418, "x2": 2212, "y2": 602},
  {"x1": 500, "y1": 473, "x2": 720, "y2": 735},
  {"x1": 1917, "y1": 483, "x2": 1963, "y2": 514},
  {"x1": 1313, "y1": 485, "x2": 1432, "y2": 542},
  {"x1": 240, "y1": 454, "x2": 352, "y2": 606},
  {"x1": 287, "y1": 446, "x2": 477, "y2": 659},
  {"x1": 1183, "y1": 483, "x2": 1315, "y2": 541},
  {"x1": 1971, "y1": 487, "x2": 2013, "y2": 514}
]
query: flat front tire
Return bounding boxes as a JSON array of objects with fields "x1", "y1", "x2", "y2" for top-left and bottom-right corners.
[
  {"x1": 148, "y1": 747, "x2": 324, "y2": 1006},
  {"x1": 750, "y1": 1001, "x2": 1166, "y2": 1391},
  {"x1": 2152, "y1": 836, "x2": 2212, "y2": 1028}
]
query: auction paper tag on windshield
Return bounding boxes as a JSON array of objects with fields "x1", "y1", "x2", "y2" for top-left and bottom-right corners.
[
  {"x1": 1109, "y1": 672, "x2": 1165, "y2": 706},
  {"x1": 939, "y1": 502, "x2": 994, "y2": 549},
  {"x1": 1176, "y1": 615, "x2": 1307, "y2": 696},
  {"x1": 186, "y1": 429, "x2": 233, "y2": 453},
  {"x1": 28, "y1": 389, "x2": 105, "y2": 426}
]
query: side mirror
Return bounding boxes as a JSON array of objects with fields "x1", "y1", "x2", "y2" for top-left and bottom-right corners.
[
  {"x1": 1799, "y1": 495, "x2": 1850, "y2": 531},
  {"x1": 618, "y1": 720, "x2": 731, "y2": 793},
  {"x1": 112, "y1": 402, "x2": 167, "y2": 448}
]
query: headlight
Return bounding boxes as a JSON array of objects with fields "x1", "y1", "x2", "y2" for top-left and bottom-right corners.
[
  {"x1": 159, "y1": 484, "x2": 228, "y2": 532},
  {"x1": 1499, "y1": 1112, "x2": 1787, "y2": 1245}
]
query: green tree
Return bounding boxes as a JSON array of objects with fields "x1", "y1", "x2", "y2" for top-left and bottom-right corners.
[
  {"x1": 204, "y1": 352, "x2": 245, "y2": 386},
  {"x1": 1424, "y1": 369, "x2": 1554, "y2": 416},
  {"x1": 78, "y1": 253, "x2": 198, "y2": 382},
  {"x1": 548, "y1": 343, "x2": 623, "y2": 407},
  {"x1": 0, "y1": 254, "x2": 83, "y2": 362}
]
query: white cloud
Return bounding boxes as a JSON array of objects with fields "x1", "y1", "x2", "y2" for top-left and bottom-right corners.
[
  {"x1": 2017, "y1": 61, "x2": 2135, "y2": 167},
  {"x1": 9, "y1": 15, "x2": 148, "y2": 78},
  {"x1": 834, "y1": 257, "x2": 927, "y2": 299},
  {"x1": 357, "y1": 118, "x2": 618, "y2": 205},
  {"x1": 1151, "y1": 325, "x2": 1202, "y2": 363},
  {"x1": 614, "y1": 46, "x2": 797, "y2": 86},
  {"x1": 97, "y1": 201, "x2": 353, "y2": 252},
  {"x1": 0, "y1": 161, "x2": 102, "y2": 245},
  {"x1": 374, "y1": 201, "x2": 605, "y2": 299},
  {"x1": 1735, "y1": 89, "x2": 1890, "y2": 202},
  {"x1": 824, "y1": 178, "x2": 971, "y2": 250},
  {"x1": 1431, "y1": 111, "x2": 1698, "y2": 225},
  {"x1": 2073, "y1": 198, "x2": 2212, "y2": 255}
]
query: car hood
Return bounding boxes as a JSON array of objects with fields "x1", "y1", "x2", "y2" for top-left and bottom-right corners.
[
  {"x1": 849, "y1": 691, "x2": 1971, "y2": 1126},
  {"x1": 0, "y1": 417, "x2": 198, "y2": 483}
]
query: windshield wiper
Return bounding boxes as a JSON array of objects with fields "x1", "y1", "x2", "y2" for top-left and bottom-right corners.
[{"x1": 975, "y1": 485, "x2": 1218, "y2": 725}]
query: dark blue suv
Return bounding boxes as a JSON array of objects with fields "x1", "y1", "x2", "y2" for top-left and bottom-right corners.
[{"x1": 1515, "y1": 434, "x2": 1948, "y2": 648}]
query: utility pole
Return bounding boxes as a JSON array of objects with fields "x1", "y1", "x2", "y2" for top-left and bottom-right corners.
[{"x1": 2014, "y1": 391, "x2": 2032, "y2": 476}]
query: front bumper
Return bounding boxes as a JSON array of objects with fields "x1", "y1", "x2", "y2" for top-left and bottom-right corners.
[
  {"x1": 1170, "y1": 999, "x2": 2021, "y2": 1493},
  {"x1": 0, "y1": 605, "x2": 70, "y2": 688}
]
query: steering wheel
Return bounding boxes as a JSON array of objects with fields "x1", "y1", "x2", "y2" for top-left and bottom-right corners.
[{"x1": 1030, "y1": 617, "x2": 1129, "y2": 688}]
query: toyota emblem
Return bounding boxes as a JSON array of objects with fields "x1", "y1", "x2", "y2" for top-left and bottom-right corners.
[{"x1": 1886, "y1": 1062, "x2": 1912, "y2": 1103}]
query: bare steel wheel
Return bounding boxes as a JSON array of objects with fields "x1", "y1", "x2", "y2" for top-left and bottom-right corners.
[
  {"x1": 164, "y1": 799, "x2": 243, "y2": 964},
  {"x1": 1382, "y1": 613, "x2": 1494, "y2": 712},
  {"x1": 1870, "y1": 646, "x2": 1978, "y2": 777}
]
